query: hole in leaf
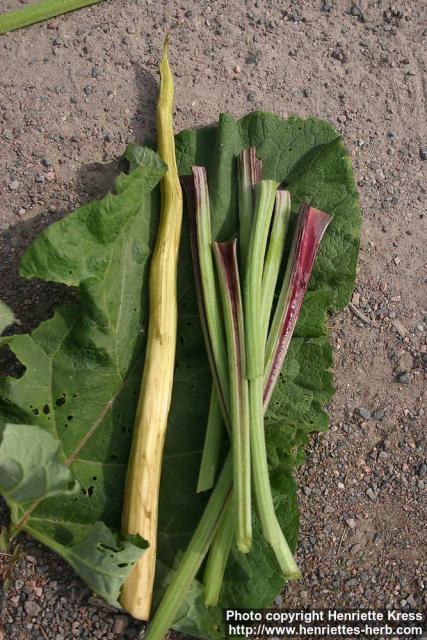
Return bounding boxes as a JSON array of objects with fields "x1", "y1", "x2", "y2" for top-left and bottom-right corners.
[
  {"x1": 87, "y1": 486, "x2": 94, "y2": 497},
  {"x1": 117, "y1": 563, "x2": 128, "y2": 568},
  {"x1": 56, "y1": 396, "x2": 66, "y2": 407},
  {"x1": 92, "y1": 476, "x2": 97, "y2": 481},
  {"x1": 32, "y1": 408, "x2": 39, "y2": 416},
  {"x1": 67, "y1": 415, "x2": 73, "y2": 421},
  {"x1": 43, "y1": 404, "x2": 50, "y2": 415}
]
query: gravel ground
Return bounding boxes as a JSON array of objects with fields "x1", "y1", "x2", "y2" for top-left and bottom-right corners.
[{"x1": 0, "y1": 0, "x2": 426, "y2": 638}]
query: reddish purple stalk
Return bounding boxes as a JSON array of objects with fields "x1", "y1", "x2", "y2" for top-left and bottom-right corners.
[
  {"x1": 263, "y1": 203, "x2": 332, "y2": 406},
  {"x1": 181, "y1": 174, "x2": 229, "y2": 424}
]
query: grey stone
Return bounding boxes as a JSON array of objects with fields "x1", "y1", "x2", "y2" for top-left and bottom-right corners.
[
  {"x1": 358, "y1": 407, "x2": 371, "y2": 420},
  {"x1": 396, "y1": 371, "x2": 410, "y2": 384},
  {"x1": 350, "y1": 5, "x2": 363, "y2": 17},
  {"x1": 366, "y1": 487, "x2": 377, "y2": 501},
  {"x1": 406, "y1": 594, "x2": 417, "y2": 607},
  {"x1": 24, "y1": 600, "x2": 40, "y2": 617},
  {"x1": 417, "y1": 463, "x2": 426, "y2": 478},
  {"x1": 372, "y1": 409, "x2": 385, "y2": 420}
]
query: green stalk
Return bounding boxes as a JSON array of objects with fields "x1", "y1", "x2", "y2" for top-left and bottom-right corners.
[
  {"x1": 244, "y1": 180, "x2": 278, "y2": 379},
  {"x1": 202, "y1": 187, "x2": 290, "y2": 599},
  {"x1": 260, "y1": 191, "x2": 291, "y2": 346},
  {"x1": 202, "y1": 496, "x2": 234, "y2": 606},
  {"x1": 196, "y1": 387, "x2": 223, "y2": 493},
  {"x1": 249, "y1": 376, "x2": 300, "y2": 578},
  {"x1": 244, "y1": 179, "x2": 300, "y2": 579},
  {"x1": 144, "y1": 454, "x2": 232, "y2": 640},
  {"x1": 0, "y1": 0, "x2": 102, "y2": 33},
  {"x1": 192, "y1": 167, "x2": 229, "y2": 410},
  {"x1": 214, "y1": 240, "x2": 251, "y2": 553},
  {"x1": 197, "y1": 150, "x2": 262, "y2": 495},
  {"x1": 237, "y1": 148, "x2": 261, "y2": 268}
]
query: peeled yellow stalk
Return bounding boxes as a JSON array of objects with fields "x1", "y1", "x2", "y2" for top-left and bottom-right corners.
[{"x1": 120, "y1": 37, "x2": 183, "y2": 621}]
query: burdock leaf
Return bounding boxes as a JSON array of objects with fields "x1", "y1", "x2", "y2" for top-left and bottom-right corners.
[
  {"x1": 0, "y1": 113, "x2": 360, "y2": 635},
  {"x1": 0, "y1": 156, "x2": 165, "y2": 606}
]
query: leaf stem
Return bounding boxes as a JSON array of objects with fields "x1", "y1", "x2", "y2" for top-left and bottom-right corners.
[
  {"x1": 237, "y1": 148, "x2": 262, "y2": 269},
  {"x1": 264, "y1": 203, "x2": 331, "y2": 406},
  {"x1": 244, "y1": 180, "x2": 278, "y2": 379},
  {"x1": 249, "y1": 376, "x2": 300, "y2": 578},
  {"x1": 196, "y1": 387, "x2": 223, "y2": 493},
  {"x1": 0, "y1": 0, "x2": 102, "y2": 33},
  {"x1": 260, "y1": 191, "x2": 291, "y2": 346},
  {"x1": 144, "y1": 454, "x2": 232, "y2": 640},
  {"x1": 202, "y1": 497, "x2": 234, "y2": 606},
  {"x1": 120, "y1": 38, "x2": 183, "y2": 621},
  {"x1": 214, "y1": 241, "x2": 251, "y2": 553}
]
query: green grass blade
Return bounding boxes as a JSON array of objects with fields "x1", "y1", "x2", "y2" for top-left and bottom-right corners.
[{"x1": 0, "y1": 0, "x2": 102, "y2": 34}]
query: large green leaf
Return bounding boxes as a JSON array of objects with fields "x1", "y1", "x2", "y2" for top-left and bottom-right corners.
[
  {"x1": 0, "y1": 113, "x2": 360, "y2": 636},
  {"x1": 0, "y1": 147, "x2": 165, "y2": 607}
]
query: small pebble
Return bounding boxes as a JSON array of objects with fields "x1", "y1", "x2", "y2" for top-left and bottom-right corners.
[
  {"x1": 35, "y1": 175, "x2": 45, "y2": 183},
  {"x1": 358, "y1": 407, "x2": 371, "y2": 420},
  {"x1": 417, "y1": 463, "x2": 427, "y2": 478},
  {"x1": 396, "y1": 371, "x2": 410, "y2": 384},
  {"x1": 406, "y1": 594, "x2": 417, "y2": 607},
  {"x1": 233, "y1": 65, "x2": 241, "y2": 74},
  {"x1": 24, "y1": 600, "x2": 40, "y2": 617},
  {"x1": 372, "y1": 409, "x2": 385, "y2": 421},
  {"x1": 9, "y1": 180, "x2": 20, "y2": 190},
  {"x1": 420, "y1": 147, "x2": 427, "y2": 161},
  {"x1": 366, "y1": 488, "x2": 377, "y2": 502},
  {"x1": 322, "y1": 1, "x2": 332, "y2": 11},
  {"x1": 113, "y1": 615, "x2": 129, "y2": 634},
  {"x1": 350, "y1": 4, "x2": 363, "y2": 18},
  {"x1": 346, "y1": 518, "x2": 356, "y2": 529}
]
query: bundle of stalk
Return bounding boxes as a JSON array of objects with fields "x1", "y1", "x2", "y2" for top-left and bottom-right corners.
[{"x1": 144, "y1": 150, "x2": 331, "y2": 640}]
